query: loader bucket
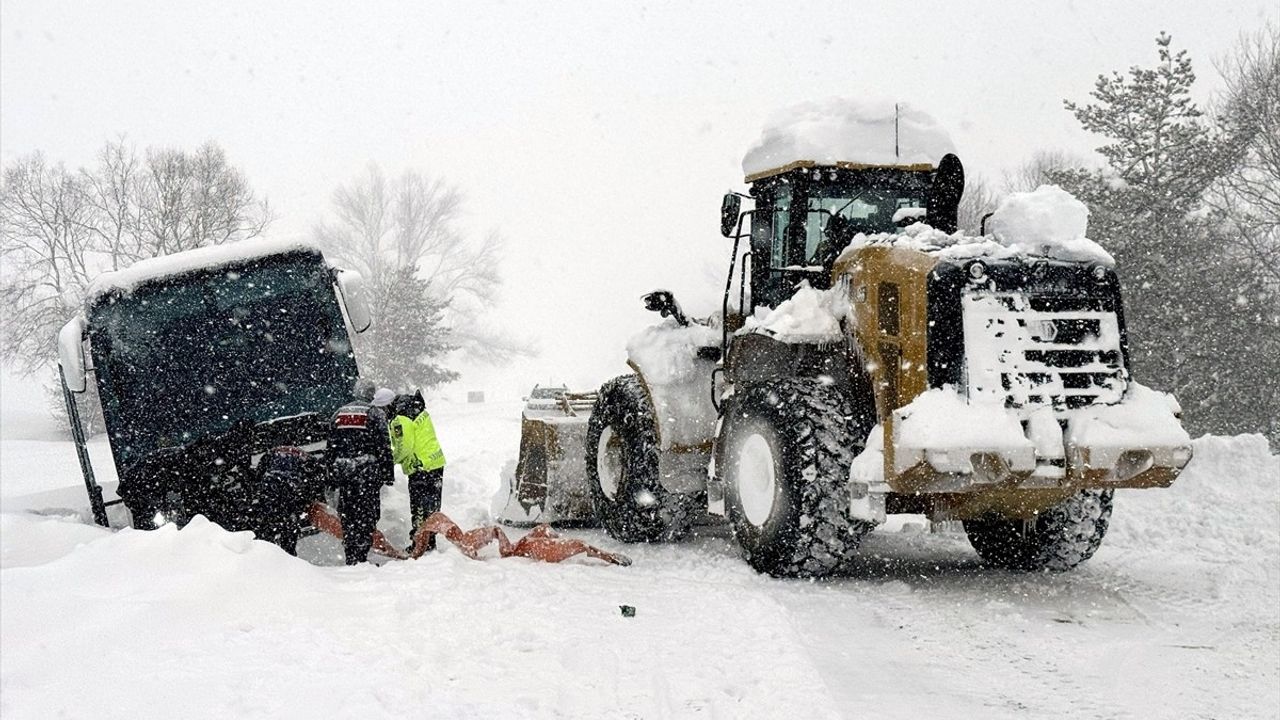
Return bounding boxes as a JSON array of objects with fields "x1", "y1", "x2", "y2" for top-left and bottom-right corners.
[{"x1": 493, "y1": 389, "x2": 600, "y2": 526}]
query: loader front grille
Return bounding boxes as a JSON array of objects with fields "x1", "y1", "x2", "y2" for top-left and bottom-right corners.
[{"x1": 962, "y1": 292, "x2": 1126, "y2": 412}]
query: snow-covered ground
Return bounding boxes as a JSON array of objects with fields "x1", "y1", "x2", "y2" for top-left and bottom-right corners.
[{"x1": 1, "y1": 379, "x2": 1277, "y2": 718}]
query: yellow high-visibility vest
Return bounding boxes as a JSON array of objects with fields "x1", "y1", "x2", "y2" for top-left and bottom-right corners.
[{"x1": 390, "y1": 411, "x2": 446, "y2": 474}]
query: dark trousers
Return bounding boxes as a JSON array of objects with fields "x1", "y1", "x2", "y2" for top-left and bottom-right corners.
[
  {"x1": 339, "y1": 479, "x2": 383, "y2": 565},
  {"x1": 408, "y1": 468, "x2": 444, "y2": 548}
]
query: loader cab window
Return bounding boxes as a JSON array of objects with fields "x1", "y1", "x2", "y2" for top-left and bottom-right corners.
[
  {"x1": 749, "y1": 170, "x2": 929, "y2": 311},
  {"x1": 806, "y1": 184, "x2": 927, "y2": 266},
  {"x1": 770, "y1": 187, "x2": 793, "y2": 270}
]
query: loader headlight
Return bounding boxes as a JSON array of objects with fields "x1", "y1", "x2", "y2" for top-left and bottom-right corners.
[
  {"x1": 967, "y1": 261, "x2": 987, "y2": 281},
  {"x1": 1091, "y1": 265, "x2": 1108, "y2": 281}
]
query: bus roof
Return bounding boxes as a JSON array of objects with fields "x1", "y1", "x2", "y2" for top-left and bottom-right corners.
[{"x1": 85, "y1": 238, "x2": 325, "y2": 303}]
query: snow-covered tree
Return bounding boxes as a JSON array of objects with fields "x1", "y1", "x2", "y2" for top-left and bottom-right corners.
[
  {"x1": 314, "y1": 163, "x2": 528, "y2": 391},
  {"x1": 1208, "y1": 24, "x2": 1280, "y2": 442},
  {"x1": 1055, "y1": 33, "x2": 1279, "y2": 440},
  {"x1": 361, "y1": 267, "x2": 459, "y2": 389}
]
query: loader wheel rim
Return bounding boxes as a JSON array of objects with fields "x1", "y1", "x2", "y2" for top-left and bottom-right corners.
[
  {"x1": 737, "y1": 432, "x2": 777, "y2": 528},
  {"x1": 596, "y1": 426, "x2": 622, "y2": 502}
]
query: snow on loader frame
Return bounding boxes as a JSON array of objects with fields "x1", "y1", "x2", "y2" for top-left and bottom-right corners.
[
  {"x1": 496, "y1": 101, "x2": 1194, "y2": 578},
  {"x1": 57, "y1": 240, "x2": 373, "y2": 530}
]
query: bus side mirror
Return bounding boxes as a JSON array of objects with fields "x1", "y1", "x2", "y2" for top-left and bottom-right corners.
[
  {"x1": 334, "y1": 269, "x2": 373, "y2": 334},
  {"x1": 58, "y1": 316, "x2": 87, "y2": 393},
  {"x1": 720, "y1": 193, "x2": 742, "y2": 238}
]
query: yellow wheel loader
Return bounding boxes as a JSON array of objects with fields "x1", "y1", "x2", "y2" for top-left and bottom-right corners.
[{"x1": 498, "y1": 119, "x2": 1192, "y2": 578}]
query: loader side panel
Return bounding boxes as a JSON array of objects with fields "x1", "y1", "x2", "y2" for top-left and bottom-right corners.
[{"x1": 835, "y1": 246, "x2": 939, "y2": 480}]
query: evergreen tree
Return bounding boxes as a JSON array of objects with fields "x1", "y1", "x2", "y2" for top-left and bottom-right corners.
[
  {"x1": 1054, "y1": 33, "x2": 1279, "y2": 439},
  {"x1": 356, "y1": 267, "x2": 459, "y2": 391}
]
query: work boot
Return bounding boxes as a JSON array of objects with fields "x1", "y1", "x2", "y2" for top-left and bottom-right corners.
[{"x1": 405, "y1": 532, "x2": 437, "y2": 556}]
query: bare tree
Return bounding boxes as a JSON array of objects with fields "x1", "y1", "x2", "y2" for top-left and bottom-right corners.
[
  {"x1": 314, "y1": 163, "x2": 528, "y2": 388},
  {"x1": 957, "y1": 173, "x2": 999, "y2": 235},
  {"x1": 78, "y1": 137, "x2": 143, "y2": 271},
  {"x1": 0, "y1": 153, "x2": 96, "y2": 374},
  {"x1": 1002, "y1": 150, "x2": 1086, "y2": 195},
  {"x1": 136, "y1": 142, "x2": 273, "y2": 258},
  {"x1": 1210, "y1": 23, "x2": 1280, "y2": 290},
  {"x1": 2, "y1": 140, "x2": 275, "y2": 433}
]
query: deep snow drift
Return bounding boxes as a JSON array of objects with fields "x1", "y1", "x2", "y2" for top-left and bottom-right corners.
[{"x1": 1, "y1": 396, "x2": 1277, "y2": 719}]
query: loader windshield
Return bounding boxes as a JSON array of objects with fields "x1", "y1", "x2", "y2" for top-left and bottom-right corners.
[
  {"x1": 751, "y1": 169, "x2": 932, "y2": 310},
  {"x1": 802, "y1": 183, "x2": 927, "y2": 264},
  {"x1": 87, "y1": 250, "x2": 359, "y2": 472}
]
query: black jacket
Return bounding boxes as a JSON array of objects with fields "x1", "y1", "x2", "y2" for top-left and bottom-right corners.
[{"x1": 326, "y1": 400, "x2": 394, "y2": 481}]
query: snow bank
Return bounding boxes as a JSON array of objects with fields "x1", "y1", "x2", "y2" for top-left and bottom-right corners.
[
  {"x1": 86, "y1": 237, "x2": 322, "y2": 299},
  {"x1": 0, "y1": 512, "x2": 111, "y2": 568},
  {"x1": 741, "y1": 281, "x2": 847, "y2": 340},
  {"x1": 626, "y1": 320, "x2": 720, "y2": 449},
  {"x1": 23, "y1": 514, "x2": 327, "y2": 590},
  {"x1": 986, "y1": 185, "x2": 1113, "y2": 266},
  {"x1": 2, "y1": 499, "x2": 846, "y2": 719},
  {"x1": 742, "y1": 98, "x2": 955, "y2": 179},
  {"x1": 1107, "y1": 433, "x2": 1279, "y2": 560},
  {"x1": 833, "y1": 186, "x2": 1114, "y2": 267}
]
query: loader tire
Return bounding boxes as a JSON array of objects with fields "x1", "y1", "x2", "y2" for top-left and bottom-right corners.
[
  {"x1": 964, "y1": 489, "x2": 1113, "y2": 572},
  {"x1": 585, "y1": 375, "x2": 691, "y2": 543},
  {"x1": 719, "y1": 378, "x2": 875, "y2": 578}
]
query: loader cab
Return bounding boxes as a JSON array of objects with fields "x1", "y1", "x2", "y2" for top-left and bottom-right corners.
[{"x1": 744, "y1": 158, "x2": 962, "y2": 311}]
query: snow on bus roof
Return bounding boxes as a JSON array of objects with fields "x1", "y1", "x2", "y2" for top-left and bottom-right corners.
[
  {"x1": 86, "y1": 238, "x2": 323, "y2": 300},
  {"x1": 741, "y1": 98, "x2": 956, "y2": 181}
]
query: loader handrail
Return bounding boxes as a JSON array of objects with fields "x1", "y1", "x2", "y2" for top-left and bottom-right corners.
[{"x1": 720, "y1": 209, "x2": 754, "y2": 358}]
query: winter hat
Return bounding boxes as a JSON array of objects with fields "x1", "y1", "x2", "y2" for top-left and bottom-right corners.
[
  {"x1": 352, "y1": 377, "x2": 377, "y2": 401},
  {"x1": 372, "y1": 388, "x2": 396, "y2": 407}
]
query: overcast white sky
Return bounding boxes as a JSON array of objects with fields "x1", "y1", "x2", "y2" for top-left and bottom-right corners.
[{"x1": 2, "y1": 1, "x2": 1275, "y2": 399}]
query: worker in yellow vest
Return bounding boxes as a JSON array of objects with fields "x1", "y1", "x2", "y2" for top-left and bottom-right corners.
[{"x1": 390, "y1": 390, "x2": 446, "y2": 550}]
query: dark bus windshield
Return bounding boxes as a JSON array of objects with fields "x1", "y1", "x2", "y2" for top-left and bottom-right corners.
[{"x1": 88, "y1": 250, "x2": 358, "y2": 471}]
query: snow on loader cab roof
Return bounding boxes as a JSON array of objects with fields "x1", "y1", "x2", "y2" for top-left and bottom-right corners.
[
  {"x1": 496, "y1": 98, "x2": 1193, "y2": 578},
  {"x1": 57, "y1": 238, "x2": 373, "y2": 529}
]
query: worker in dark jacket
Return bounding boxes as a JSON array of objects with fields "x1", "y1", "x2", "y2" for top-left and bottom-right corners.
[
  {"x1": 390, "y1": 390, "x2": 446, "y2": 551},
  {"x1": 327, "y1": 379, "x2": 395, "y2": 564},
  {"x1": 254, "y1": 445, "x2": 327, "y2": 555}
]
